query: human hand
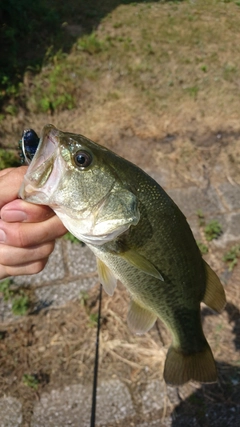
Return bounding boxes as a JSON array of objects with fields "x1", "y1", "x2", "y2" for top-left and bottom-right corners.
[{"x1": 0, "y1": 167, "x2": 67, "y2": 279}]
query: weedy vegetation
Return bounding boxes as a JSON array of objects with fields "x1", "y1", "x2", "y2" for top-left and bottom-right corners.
[
  {"x1": 11, "y1": 292, "x2": 30, "y2": 316},
  {"x1": 204, "y1": 220, "x2": 223, "y2": 241},
  {"x1": 223, "y1": 244, "x2": 240, "y2": 271},
  {"x1": 22, "y1": 374, "x2": 39, "y2": 390},
  {"x1": 0, "y1": 278, "x2": 30, "y2": 316},
  {"x1": 196, "y1": 210, "x2": 223, "y2": 251},
  {"x1": 2, "y1": 0, "x2": 240, "y2": 121},
  {"x1": 0, "y1": 278, "x2": 14, "y2": 301}
]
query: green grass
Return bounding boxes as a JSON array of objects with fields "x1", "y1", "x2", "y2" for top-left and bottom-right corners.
[
  {"x1": 77, "y1": 32, "x2": 105, "y2": 54},
  {"x1": 2, "y1": 0, "x2": 240, "y2": 119}
]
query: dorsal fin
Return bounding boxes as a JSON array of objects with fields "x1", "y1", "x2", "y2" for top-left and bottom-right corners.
[
  {"x1": 202, "y1": 261, "x2": 226, "y2": 313},
  {"x1": 96, "y1": 257, "x2": 117, "y2": 296}
]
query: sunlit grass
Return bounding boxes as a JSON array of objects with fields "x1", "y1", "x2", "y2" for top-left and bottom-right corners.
[{"x1": 4, "y1": 0, "x2": 240, "y2": 120}]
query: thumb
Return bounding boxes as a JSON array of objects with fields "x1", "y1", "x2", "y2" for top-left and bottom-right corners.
[{"x1": 1, "y1": 199, "x2": 56, "y2": 223}]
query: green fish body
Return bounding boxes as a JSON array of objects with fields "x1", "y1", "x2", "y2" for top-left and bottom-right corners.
[{"x1": 19, "y1": 124, "x2": 226, "y2": 385}]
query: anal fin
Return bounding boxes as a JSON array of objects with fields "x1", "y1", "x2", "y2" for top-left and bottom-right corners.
[
  {"x1": 164, "y1": 343, "x2": 217, "y2": 386},
  {"x1": 127, "y1": 299, "x2": 157, "y2": 334},
  {"x1": 96, "y1": 257, "x2": 117, "y2": 296},
  {"x1": 203, "y1": 261, "x2": 226, "y2": 313}
]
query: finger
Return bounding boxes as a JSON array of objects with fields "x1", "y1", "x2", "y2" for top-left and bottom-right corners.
[
  {"x1": 0, "y1": 215, "x2": 67, "y2": 247},
  {"x1": 0, "y1": 166, "x2": 28, "y2": 208},
  {"x1": 0, "y1": 168, "x2": 15, "y2": 178},
  {"x1": 0, "y1": 241, "x2": 55, "y2": 267},
  {"x1": 1, "y1": 199, "x2": 55, "y2": 223},
  {"x1": 0, "y1": 258, "x2": 50, "y2": 280}
]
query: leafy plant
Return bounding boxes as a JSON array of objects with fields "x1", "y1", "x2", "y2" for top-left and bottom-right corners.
[
  {"x1": 0, "y1": 279, "x2": 29, "y2": 315},
  {"x1": 11, "y1": 292, "x2": 30, "y2": 316},
  {"x1": 22, "y1": 374, "x2": 39, "y2": 390},
  {"x1": 204, "y1": 220, "x2": 222, "y2": 241},
  {"x1": 223, "y1": 244, "x2": 240, "y2": 271},
  {"x1": 0, "y1": 278, "x2": 14, "y2": 300}
]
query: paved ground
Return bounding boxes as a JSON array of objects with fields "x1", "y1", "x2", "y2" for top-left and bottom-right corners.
[{"x1": 1, "y1": 162, "x2": 240, "y2": 427}]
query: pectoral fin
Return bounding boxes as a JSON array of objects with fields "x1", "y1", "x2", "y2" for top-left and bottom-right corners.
[
  {"x1": 202, "y1": 261, "x2": 226, "y2": 313},
  {"x1": 127, "y1": 299, "x2": 157, "y2": 334},
  {"x1": 121, "y1": 249, "x2": 164, "y2": 281},
  {"x1": 96, "y1": 258, "x2": 117, "y2": 296}
]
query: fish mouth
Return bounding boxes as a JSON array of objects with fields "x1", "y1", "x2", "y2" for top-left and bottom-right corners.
[{"x1": 19, "y1": 124, "x2": 63, "y2": 204}]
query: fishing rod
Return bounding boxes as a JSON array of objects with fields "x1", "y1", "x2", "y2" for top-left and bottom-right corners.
[{"x1": 90, "y1": 284, "x2": 102, "y2": 427}]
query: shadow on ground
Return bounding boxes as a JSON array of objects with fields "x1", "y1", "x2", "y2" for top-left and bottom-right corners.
[
  {"x1": 171, "y1": 303, "x2": 240, "y2": 427},
  {"x1": 171, "y1": 362, "x2": 240, "y2": 427}
]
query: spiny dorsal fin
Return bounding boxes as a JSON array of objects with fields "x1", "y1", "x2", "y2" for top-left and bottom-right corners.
[
  {"x1": 121, "y1": 249, "x2": 164, "y2": 281},
  {"x1": 96, "y1": 257, "x2": 117, "y2": 296},
  {"x1": 202, "y1": 261, "x2": 226, "y2": 313},
  {"x1": 164, "y1": 342, "x2": 217, "y2": 386},
  {"x1": 127, "y1": 299, "x2": 157, "y2": 334}
]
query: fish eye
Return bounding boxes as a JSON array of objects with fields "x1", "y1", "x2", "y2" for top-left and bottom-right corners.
[{"x1": 74, "y1": 151, "x2": 92, "y2": 168}]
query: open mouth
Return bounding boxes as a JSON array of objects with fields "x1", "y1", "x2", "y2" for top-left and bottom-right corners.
[
  {"x1": 27, "y1": 125, "x2": 59, "y2": 183},
  {"x1": 19, "y1": 125, "x2": 63, "y2": 203}
]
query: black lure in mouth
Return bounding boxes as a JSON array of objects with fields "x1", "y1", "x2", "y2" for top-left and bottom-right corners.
[{"x1": 19, "y1": 128, "x2": 40, "y2": 164}]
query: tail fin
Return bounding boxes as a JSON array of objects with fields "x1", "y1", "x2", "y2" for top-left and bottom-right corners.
[{"x1": 163, "y1": 344, "x2": 217, "y2": 386}]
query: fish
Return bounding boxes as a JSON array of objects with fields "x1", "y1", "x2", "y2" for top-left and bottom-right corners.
[{"x1": 19, "y1": 124, "x2": 226, "y2": 386}]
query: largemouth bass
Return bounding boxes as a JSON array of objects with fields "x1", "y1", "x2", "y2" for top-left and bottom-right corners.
[{"x1": 19, "y1": 124, "x2": 226, "y2": 385}]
